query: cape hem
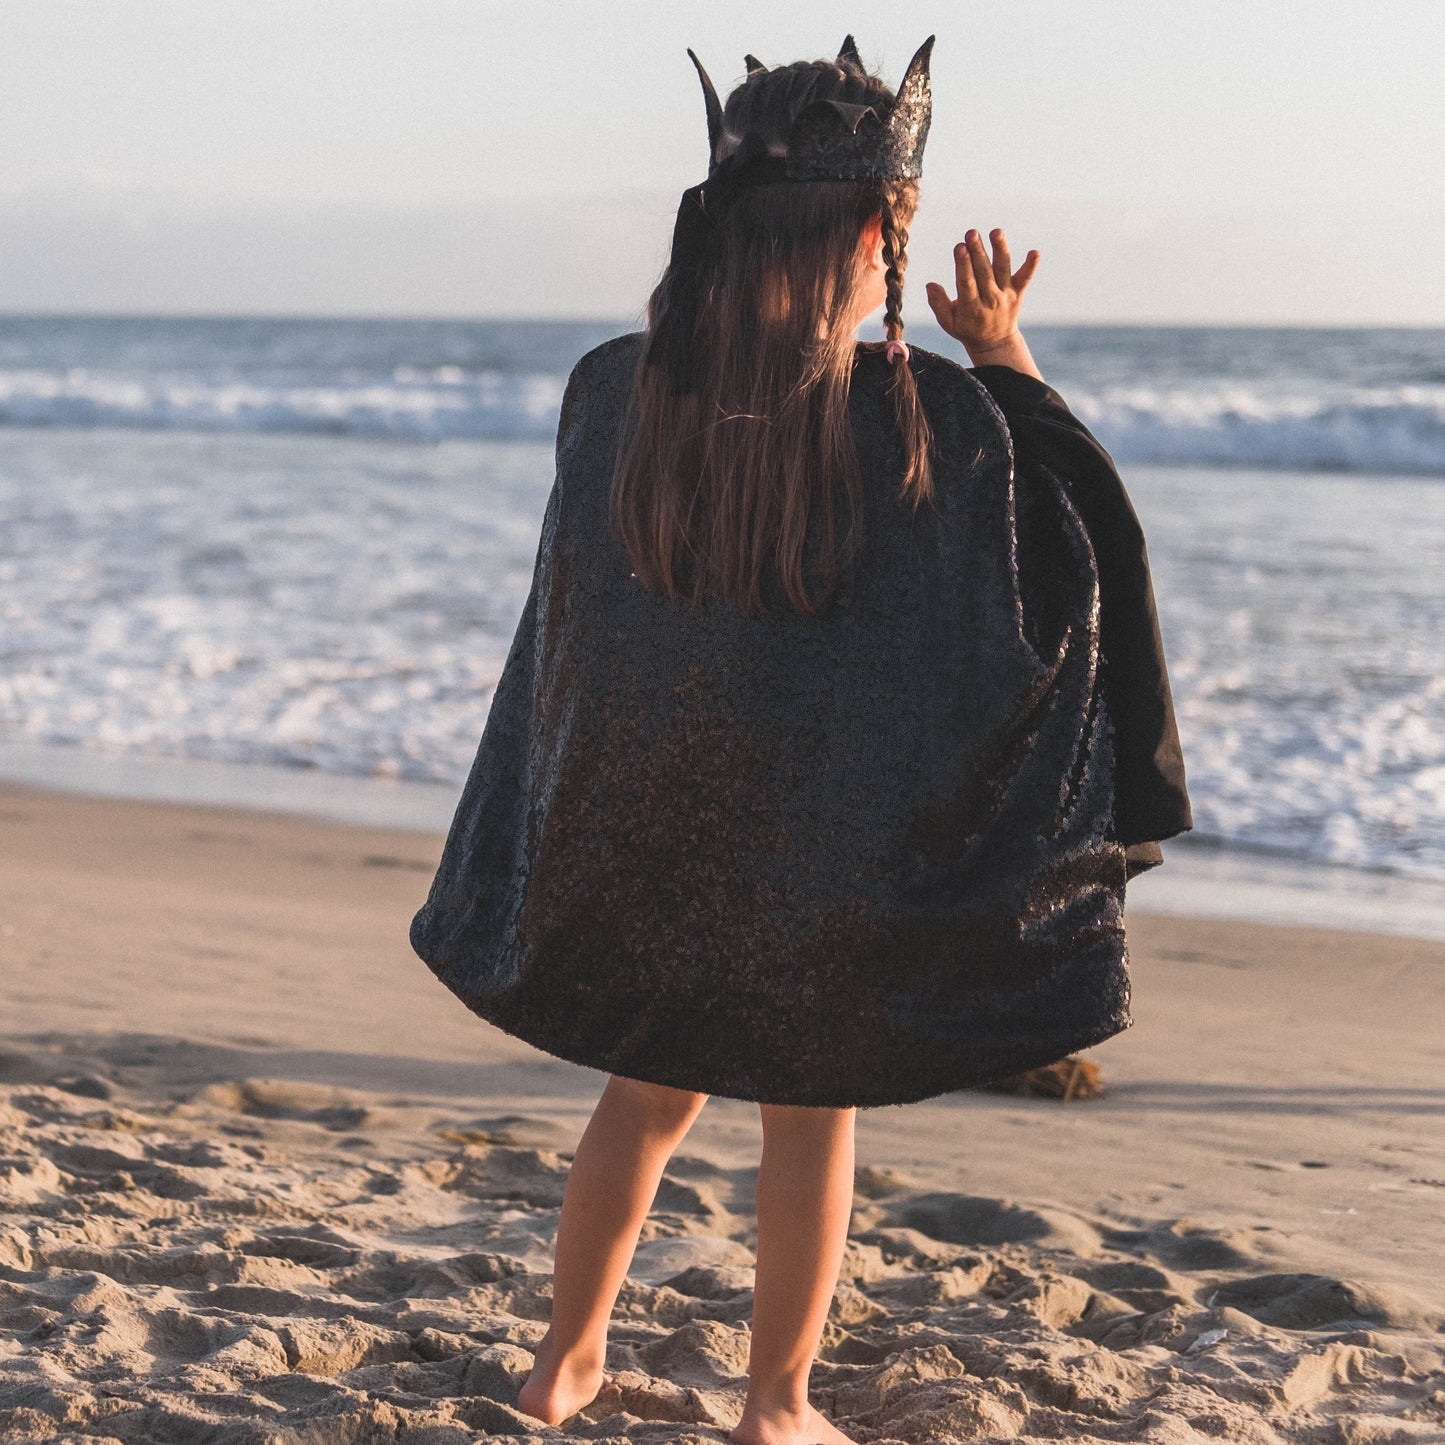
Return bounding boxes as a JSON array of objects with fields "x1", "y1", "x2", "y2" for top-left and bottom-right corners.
[{"x1": 416, "y1": 950, "x2": 1136, "y2": 1110}]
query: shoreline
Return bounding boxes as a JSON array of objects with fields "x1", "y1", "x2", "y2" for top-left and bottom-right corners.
[{"x1": 2, "y1": 737, "x2": 1443, "y2": 944}]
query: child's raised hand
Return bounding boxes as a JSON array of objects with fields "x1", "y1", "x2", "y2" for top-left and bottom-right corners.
[{"x1": 925, "y1": 228, "x2": 1040, "y2": 360}]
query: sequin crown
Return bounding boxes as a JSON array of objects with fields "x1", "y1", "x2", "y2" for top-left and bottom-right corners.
[{"x1": 687, "y1": 34, "x2": 935, "y2": 186}]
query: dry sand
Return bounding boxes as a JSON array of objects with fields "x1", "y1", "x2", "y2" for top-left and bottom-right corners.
[{"x1": 1, "y1": 781, "x2": 1442, "y2": 1443}]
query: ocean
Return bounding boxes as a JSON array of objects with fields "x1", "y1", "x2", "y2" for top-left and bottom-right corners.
[{"x1": 1, "y1": 316, "x2": 1441, "y2": 908}]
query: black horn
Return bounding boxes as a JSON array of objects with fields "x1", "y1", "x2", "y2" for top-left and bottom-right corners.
[
  {"x1": 893, "y1": 34, "x2": 934, "y2": 113},
  {"x1": 685, "y1": 48, "x2": 723, "y2": 163}
]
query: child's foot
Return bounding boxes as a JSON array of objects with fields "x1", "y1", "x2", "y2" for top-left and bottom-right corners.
[
  {"x1": 729, "y1": 1400, "x2": 857, "y2": 1445},
  {"x1": 514, "y1": 1333, "x2": 606, "y2": 1425}
]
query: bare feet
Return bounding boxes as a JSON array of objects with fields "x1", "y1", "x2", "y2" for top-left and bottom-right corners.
[
  {"x1": 514, "y1": 1331, "x2": 606, "y2": 1426},
  {"x1": 729, "y1": 1400, "x2": 857, "y2": 1445}
]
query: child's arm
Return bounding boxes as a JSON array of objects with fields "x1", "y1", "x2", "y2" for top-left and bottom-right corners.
[{"x1": 925, "y1": 228, "x2": 1044, "y2": 380}]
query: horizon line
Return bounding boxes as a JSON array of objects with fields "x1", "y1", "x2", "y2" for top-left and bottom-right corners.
[{"x1": 2, "y1": 310, "x2": 1442, "y2": 332}]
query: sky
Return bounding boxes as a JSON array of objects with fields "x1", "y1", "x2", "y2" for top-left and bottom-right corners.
[{"x1": 2, "y1": 1, "x2": 1441, "y2": 325}]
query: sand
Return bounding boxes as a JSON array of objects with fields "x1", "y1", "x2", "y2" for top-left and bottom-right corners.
[{"x1": 1, "y1": 780, "x2": 1442, "y2": 1443}]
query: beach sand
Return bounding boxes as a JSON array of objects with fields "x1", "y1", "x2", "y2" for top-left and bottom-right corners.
[{"x1": 1, "y1": 781, "x2": 1442, "y2": 1442}]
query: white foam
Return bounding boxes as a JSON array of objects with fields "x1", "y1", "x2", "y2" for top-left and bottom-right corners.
[
  {"x1": 1071, "y1": 383, "x2": 1445, "y2": 474},
  {"x1": 1, "y1": 369, "x2": 1443, "y2": 473},
  {"x1": 0, "y1": 367, "x2": 565, "y2": 442}
]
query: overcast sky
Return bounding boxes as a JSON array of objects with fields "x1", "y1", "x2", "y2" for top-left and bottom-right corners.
[{"x1": 3, "y1": 1, "x2": 1441, "y2": 324}]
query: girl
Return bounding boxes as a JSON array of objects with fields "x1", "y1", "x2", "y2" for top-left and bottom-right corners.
[{"x1": 411, "y1": 35, "x2": 1190, "y2": 1445}]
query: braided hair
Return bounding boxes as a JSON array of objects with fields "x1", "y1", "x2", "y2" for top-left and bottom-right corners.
[{"x1": 878, "y1": 180, "x2": 933, "y2": 505}]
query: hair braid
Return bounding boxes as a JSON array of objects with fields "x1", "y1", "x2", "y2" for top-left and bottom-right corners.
[
  {"x1": 879, "y1": 194, "x2": 933, "y2": 503},
  {"x1": 880, "y1": 200, "x2": 908, "y2": 345}
]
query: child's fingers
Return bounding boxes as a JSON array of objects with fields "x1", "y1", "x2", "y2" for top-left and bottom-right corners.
[
  {"x1": 953, "y1": 240, "x2": 980, "y2": 304},
  {"x1": 990, "y1": 229, "x2": 1012, "y2": 289},
  {"x1": 1011, "y1": 249, "x2": 1042, "y2": 295},
  {"x1": 965, "y1": 231, "x2": 996, "y2": 297}
]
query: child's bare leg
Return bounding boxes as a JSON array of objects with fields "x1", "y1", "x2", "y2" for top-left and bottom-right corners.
[
  {"x1": 731, "y1": 1103, "x2": 857, "y2": 1445},
  {"x1": 516, "y1": 1073, "x2": 707, "y2": 1425}
]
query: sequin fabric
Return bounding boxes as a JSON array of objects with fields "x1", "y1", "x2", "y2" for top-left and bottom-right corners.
[
  {"x1": 410, "y1": 334, "x2": 1179, "y2": 1108},
  {"x1": 697, "y1": 34, "x2": 934, "y2": 184},
  {"x1": 772, "y1": 60, "x2": 930, "y2": 181}
]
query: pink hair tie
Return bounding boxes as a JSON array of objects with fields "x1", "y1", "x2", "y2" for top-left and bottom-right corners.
[{"x1": 885, "y1": 339, "x2": 910, "y2": 364}]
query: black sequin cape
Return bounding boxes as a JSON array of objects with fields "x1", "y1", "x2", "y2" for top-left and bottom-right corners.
[{"x1": 410, "y1": 333, "x2": 1192, "y2": 1108}]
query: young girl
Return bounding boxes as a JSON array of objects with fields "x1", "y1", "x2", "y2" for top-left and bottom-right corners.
[{"x1": 411, "y1": 35, "x2": 1190, "y2": 1445}]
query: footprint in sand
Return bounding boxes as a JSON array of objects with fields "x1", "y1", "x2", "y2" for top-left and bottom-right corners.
[
  {"x1": 871, "y1": 1189, "x2": 1104, "y2": 1256},
  {"x1": 190, "y1": 1078, "x2": 376, "y2": 1132}
]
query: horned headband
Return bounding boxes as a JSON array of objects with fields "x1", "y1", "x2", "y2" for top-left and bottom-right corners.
[
  {"x1": 691, "y1": 33, "x2": 935, "y2": 184},
  {"x1": 645, "y1": 35, "x2": 936, "y2": 395}
]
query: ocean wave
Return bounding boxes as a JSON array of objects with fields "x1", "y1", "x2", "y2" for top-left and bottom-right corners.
[
  {"x1": 1073, "y1": 384, "x2": 1445, "y2": 476},
  {"x1": 0, "y1": 367, "x2": 566, "y2": 442},
  {"x1": 2, "y1": 367, "x2": 1444, "y2": 472}
]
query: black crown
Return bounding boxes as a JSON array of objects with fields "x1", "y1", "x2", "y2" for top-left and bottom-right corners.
[{"x1": 686, "y1": 34, "x2": 935, "y2": 185}]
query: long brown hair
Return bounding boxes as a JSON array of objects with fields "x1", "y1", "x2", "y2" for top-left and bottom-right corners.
[{"x1": 610, "y1": 56, "x2": 934, "y2": 617}]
